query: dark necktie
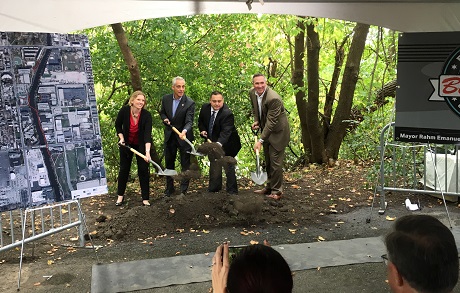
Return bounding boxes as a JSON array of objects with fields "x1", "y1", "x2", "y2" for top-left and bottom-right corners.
[{"x1": 209, "y1": 111, "x2": 216, "y2": 138}]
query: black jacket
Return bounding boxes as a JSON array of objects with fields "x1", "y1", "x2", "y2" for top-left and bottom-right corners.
[
  {"x1": 115, "y1": 105, "x2": 152, "y2": 153},
  {"x1": 198, "y1": 103, "x2": 241, "y2": 157}
]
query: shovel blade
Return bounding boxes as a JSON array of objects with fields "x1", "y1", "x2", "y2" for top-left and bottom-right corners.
[
  {"x1": 183, "y1": 138, "x2": 205, "y2": 156},
  {"x1": 187, "y1": 150, "x2": 205, "y2": 157},
  {"x1": 158, "y1": 169, "x2": 178, "y2": 176},
  {"x1": 251, "y1": 171, "x2": 267, "y2": 185}
]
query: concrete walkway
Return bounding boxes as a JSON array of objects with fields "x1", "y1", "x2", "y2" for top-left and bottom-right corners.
[{"x1": 92, "y1": 227, "x2": 460, "y2": 293}]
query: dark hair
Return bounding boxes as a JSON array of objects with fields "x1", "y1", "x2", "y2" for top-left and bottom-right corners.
[
  {"x1": 385, "y1": 215, "x2": 459, "y2": 293},
  {"x1": 226, "y1": 244, "x2": 293, "y2": 293},
  {"x1": 252, "y1": 73, "x2": 265, "y2": 80},
  {"x1": 210, "y1": 90, "x2": 223, "y2": 97}
]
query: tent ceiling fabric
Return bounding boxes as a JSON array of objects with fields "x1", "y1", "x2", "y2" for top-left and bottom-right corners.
[{"x1": 1, "y1": 1, "x2": 460, "y2": 33}]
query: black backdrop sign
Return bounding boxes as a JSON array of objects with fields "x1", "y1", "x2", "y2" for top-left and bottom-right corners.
[{"x1": 395, "y1": 32, "x2": 460, "y2": 144}]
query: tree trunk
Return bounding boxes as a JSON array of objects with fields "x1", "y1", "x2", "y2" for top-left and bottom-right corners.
[
  {"x1": 111, "y1": 23, "x2": 142, "y2": 91},
  {"x1": 325, "y1": 23, "x2": 370, "y2": 159},
  {"x1": 306, "y1": 20, "x2": 326, "y2": 163},
  {"x1": 323, "y1": 37, "x2": 347, "y2": 139},
  {"x1": 111, "y1": 23, "x2": 162, "y2": 167},
  {"x1": 292, "y1": 19, "x2": 311, "y2": 162}
]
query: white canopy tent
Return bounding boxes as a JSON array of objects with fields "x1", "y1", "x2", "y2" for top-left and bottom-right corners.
[{"x1": 1, "y1": 0, "x2": 460, "y2": 33}]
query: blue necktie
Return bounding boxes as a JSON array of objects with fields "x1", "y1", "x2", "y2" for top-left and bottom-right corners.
[{"x1": 209, "y1": 111, "x2": 216, "y2": 138}]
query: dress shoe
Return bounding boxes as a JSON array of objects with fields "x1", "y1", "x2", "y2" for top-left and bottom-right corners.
[
  {"x1": 266, "y1": 192, "x2": 283, "y2": 200},
  {"x1": 254, "y1": 188, "x2": 271, "y2": 195},
  {"x1": 115, "y1": 196, "x2": 124, "y2": 206}
]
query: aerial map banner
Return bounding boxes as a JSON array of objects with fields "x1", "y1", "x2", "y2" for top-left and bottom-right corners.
[
  {"x1": 0, "y1": 32, "x2": 107, "y2": 212},
  {"x1": 395, "y1": 32, "x2": 460, "y2": 144}
]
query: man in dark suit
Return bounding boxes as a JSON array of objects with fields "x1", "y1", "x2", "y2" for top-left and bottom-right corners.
[
  {"x1": 250, "y1": 73, "x2": 290, "y2": 199},
  {"x1": 198, "y1": 91, "x2": 241, "y2": 194},
  {"x1": 160, "y1": 76, "x2": 195, "y2": 196}
]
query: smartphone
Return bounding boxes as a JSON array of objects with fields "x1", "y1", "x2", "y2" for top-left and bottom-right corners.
[{"x1": 228, "y1": 245, "x2": 246, "y2": 263}]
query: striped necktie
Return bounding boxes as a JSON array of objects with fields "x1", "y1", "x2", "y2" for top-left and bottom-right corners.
[{"x1": 209, "y1": 111, "x2": 216, "y2": 138}]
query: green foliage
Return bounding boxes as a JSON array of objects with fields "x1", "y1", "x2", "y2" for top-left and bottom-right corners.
[{"x1": 339, "y1": 101, "x2": 395, "y2": 162}]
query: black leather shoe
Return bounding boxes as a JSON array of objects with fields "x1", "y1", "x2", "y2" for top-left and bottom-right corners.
[{"x1": 115, "y1": 196, "x2": 124, "y2": 206}]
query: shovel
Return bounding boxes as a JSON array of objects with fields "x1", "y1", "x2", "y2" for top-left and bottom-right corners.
[
  {"x1": 120, "y1": 144, "x2": 177, "y2": 176},
  {"x1": 250, "y1": 135, "x2": 268, "y2": 185},
  {"x1": 167, "y1": 123, "x2": 205, "y2": 156}
]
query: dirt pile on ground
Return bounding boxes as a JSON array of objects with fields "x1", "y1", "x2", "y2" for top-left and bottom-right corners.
[{"x1": 94, "y1": 161, "x2": 381, "y2": 242}]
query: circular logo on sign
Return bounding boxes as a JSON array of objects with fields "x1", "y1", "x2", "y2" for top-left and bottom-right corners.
[{"x1": 441, "y1": 48, "x2": 460, "y2": 117}]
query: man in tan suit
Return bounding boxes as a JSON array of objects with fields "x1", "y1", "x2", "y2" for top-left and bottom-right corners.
[{"x1": 250, "y1": 73, "x2": 290, "y2": 199}]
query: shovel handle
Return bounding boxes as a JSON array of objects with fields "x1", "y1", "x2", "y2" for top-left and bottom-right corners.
[
  {"x1": 163, "y1": 121, "x2": 184, "y2": 137},
  {"x1": 207, "y1": 138, "x2": 212, "y2": 143},
  {"x1": 171, "y1": 126, "x2": 182, "y2": 136},
  {"x1": 124, "y1": 145, "x2": 151, "y2": 162},
  {"x1": 254, "y1": 136, "x2": 260, "y2": 156},
  {"x1": 123, "y1": 144, "x2": 168, "y2": 174}
]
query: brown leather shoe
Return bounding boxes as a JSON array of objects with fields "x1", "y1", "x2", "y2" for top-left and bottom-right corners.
[{"x1": 254, "y1": 188, "x2": 271, "y2": 195}]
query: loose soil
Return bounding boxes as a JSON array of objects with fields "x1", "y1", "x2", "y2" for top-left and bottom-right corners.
[
  {"x1": 1, "y1": 160, "x2": 458, "y2": 293},
  {"x1": 99, "y1": 161, "x2": 376, "y2": 241}
]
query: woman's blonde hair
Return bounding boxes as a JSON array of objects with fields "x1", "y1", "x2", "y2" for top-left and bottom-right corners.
[{"x1": 128, "y1": 90, "x2": 146, "y2": 107}]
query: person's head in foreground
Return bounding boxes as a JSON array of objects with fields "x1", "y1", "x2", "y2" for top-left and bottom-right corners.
[
  {"x1": 384, "y1": 214, "x2": 459, "y2": 293},
  {"x1": 212, "y1": 242, "x2": 293, "y2": 293}
]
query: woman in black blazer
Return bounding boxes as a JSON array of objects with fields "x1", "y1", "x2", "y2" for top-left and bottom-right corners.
[{"x1": 115, "y1": 91, "x2": 153, "y2": 206}]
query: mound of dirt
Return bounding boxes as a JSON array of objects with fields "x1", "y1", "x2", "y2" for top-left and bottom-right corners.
[{"x1": 94, "y1": 161, "x2": 381, "y2": 242}]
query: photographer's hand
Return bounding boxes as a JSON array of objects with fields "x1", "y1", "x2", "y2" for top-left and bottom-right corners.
[{"x1": 212, "y1": 242, "x2": 229, "y2": 293}]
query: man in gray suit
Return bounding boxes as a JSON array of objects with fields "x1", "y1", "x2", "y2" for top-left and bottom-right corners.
[
  {"x1": 160, "y1": 76, "x2": 195, "y2": 196},
  {"x1": 250, "y1": 73, "x2": 290, "y2": 199}
]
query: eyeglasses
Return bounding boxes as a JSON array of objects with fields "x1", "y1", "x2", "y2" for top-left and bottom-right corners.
[{"x1": 381, "y1": 254, "x2": 389, "y2": 265}]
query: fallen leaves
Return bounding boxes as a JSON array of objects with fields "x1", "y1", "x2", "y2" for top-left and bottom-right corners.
[
  {"x1": 385, "y1": 216, "x2": 396, "y2": 221},
  {"x1": 338, "y1": 197, "x2": 352, "y2": 202},
  {"x1": 239, "y1": 228, "x2": 260, "y2": 236},
  {"x1": 66, "y1": 247, "x2": 77, "y2": 253}
]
